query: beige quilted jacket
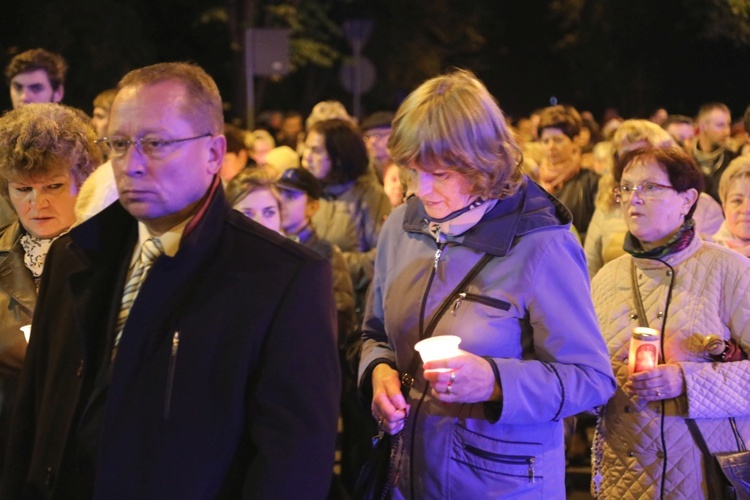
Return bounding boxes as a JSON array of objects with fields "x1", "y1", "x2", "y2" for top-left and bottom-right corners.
[{"x1": 591, "y1": 235, "x2": 750, "y2": 499}]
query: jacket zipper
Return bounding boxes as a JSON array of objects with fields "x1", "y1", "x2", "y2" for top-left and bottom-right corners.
[
  {"x1": 164, "y1": 331, "x2": 179, "y2": 419},
  {"x1": 463, "y1": 444, "x2": 538, "y2": 483},
  {"x1": 409, "y1": 241, "x2": 445, "y2": 500},
  {"x1": 451, "y1": 292, "x2": 511, "y2": 316}
]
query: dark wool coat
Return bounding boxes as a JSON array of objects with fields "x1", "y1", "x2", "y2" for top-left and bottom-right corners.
[{"x1": 2, "y1": 186, "x2": 341, "y2": 499}]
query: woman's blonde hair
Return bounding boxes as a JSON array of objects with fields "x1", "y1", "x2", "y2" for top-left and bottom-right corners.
[
  {"x1": 305, "y1": 100, "x2": 355, "y2": 131},
  {"x1": 718, "y1": 155, "x2": 750, "y2": 205},
  {"x1": 388, "y1": 69, "x2": 523, "y2": 201},
  {"x1": 225, "y1": 166, "x2": 281, "y2": 206},
  {"x1": 0, "y1": 103, "x2": 101, "y2": 204},
  {"x1": 612, "y1": 119, "x2": 674, "y2": 154},
  {"x1": 597, "y1": 120, "x2": 679, "y2": 210}
]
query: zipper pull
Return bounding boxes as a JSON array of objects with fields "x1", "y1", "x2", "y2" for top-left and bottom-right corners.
[
  {"x1": 528, "y1": 457, "x2": 536, "y2": 483},
  {"x1": 451, "y1": 292, "x2": 466, "y2": 316},
  {"x1": 172, "y1": 331, "x2": 180, "y2": 356},
  {"x1": 434, "y1": 246, "x2": 443, "y2": 272}
]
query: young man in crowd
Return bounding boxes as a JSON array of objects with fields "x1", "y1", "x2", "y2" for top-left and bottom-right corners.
[
  {"x1": 692, "y1": 102, "x2": 737, "y2": 202},
  {"x1": 5, "y1": 48, "x2": 67, "y2": 109}
]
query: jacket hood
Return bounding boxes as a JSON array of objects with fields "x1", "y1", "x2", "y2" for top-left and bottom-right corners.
[{"x1": 402, "y1": 176, "x2": 573, "y2": 257}]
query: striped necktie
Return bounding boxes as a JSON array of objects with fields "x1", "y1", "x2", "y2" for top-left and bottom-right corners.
[{"x1": 112, "y1": 237, "x2": 165, "y2": 359}]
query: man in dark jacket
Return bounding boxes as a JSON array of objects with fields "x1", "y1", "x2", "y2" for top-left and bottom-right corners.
[
  {"x1": 2, "y1": 62, "x2": 341, "y2": 499},
  {"x1": 692, "y1": 102, "x2": 737, "y2": 202}
]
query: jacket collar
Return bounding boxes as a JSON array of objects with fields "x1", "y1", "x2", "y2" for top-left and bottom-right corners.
[
  {"x1": 632, "y1": 233, "x2": 702, "y2": 270},
  {"x1": 402, "y1": 177, "x2": 573, "y2": 256},
  {"x1": 0, "y1": 219, "x2": 21, "y2": 253},
  {"x1": 0, "y1": 220, "x2": 36, "y2": 313},
  {"x1": 67, "y1": 176, "x2": 228, "y2": 269}
]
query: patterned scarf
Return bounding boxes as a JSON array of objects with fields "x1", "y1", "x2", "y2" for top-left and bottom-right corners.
[
  {"x1": 623, "y1": 218, "x2": 695, "y2": 260},
  {"x1": 20, "y1": 232, "x2": 65, "y2": 289}
]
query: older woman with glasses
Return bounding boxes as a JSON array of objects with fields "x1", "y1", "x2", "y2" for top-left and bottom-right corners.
[
  {"x1": 591, "y1": 146, "x2": 750, "y2": 499},
  {"x1": 710, "y1": 156, "x2": 750, "y2": 256}
]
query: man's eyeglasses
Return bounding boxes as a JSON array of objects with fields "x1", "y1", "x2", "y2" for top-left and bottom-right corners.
[
  {"x1": 96, "y1": 133, "x2": 212, "y2": 159},
  {"x1": 613, "y1": 182, "x2": 676, "y2": 203},
  {"x1": 363, "y1": 131, "x2": 390, "y2": 141}
]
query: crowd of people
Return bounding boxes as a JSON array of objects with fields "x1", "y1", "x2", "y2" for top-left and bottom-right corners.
[{"x1": 0, "y1": 47, "x2": 749, "y2": 499}]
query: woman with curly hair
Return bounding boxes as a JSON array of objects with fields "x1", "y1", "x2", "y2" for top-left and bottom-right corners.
[{"x1": 0, "y1": 103, "x2": 100, "y2": 475}]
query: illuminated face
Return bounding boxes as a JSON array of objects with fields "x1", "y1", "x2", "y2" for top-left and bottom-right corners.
[
  {"x1": 301, "y1": 131, "x2": 331, "y2": 180},
  {"x1": 279, "y1": 188, "x2": 311, "y2": 235},
  {"x1": 250, "y1": 138, "x2": 272, "y2": 166},
  {"x1": 363, "y1": 127, "x2": 391, "y2": 165},
  {"x1": 281, "y1": 115, "x2": 303, "y2": 137},
  {"x1": 724, "y1": 176, "x2": 750, "y2": 241},
  {"x1": 666, "y1": 122, "x2": 695, "y2": 143},
  {"x1": 382, "y1": 163, "x2": 404, "y2": 207},
  {"x1": 108, "y1": 81, "x2": 223, "y2": 235},
  {"x1": 234, "y1": 188, "x2": 282, "y2": 233},
  {"x1": 700, "y1": 109, "x2": 731, "y2": 150},
  {"x1": 541, "y1": 128, "x2": 578, "y2": 166},
  {"x1": 220, "y1": 151, "x2": 247, "y2": 182},
  {"x1": 620, "y1": 160, "x2": 695, "y2": 250},
  {"x1": 8, "y1": 169, "x2": 79, "y2": 239},
  {"x1": 10, "y1": 69, "x2": 63, "y2": 108},
  {"x1": 91, "y1": 106, "x2": 109, "y2": 139},
  {"x1": 408, "y1": 164, "x2": 476, "y2": 220}
]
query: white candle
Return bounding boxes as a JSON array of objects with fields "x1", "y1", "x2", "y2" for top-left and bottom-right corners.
[
  {"x1": 20, "y1": 324, "x2": 31, "y2": 343},
  {"x1": 415, "y1": 335, "x2": 461, "y2": 366}
]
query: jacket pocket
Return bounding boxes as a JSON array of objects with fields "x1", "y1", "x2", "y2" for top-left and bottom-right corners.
[
  {"x1": 449, "y1": 424, "x2": 543, "y2": 498},
  {"x1": 164, "y1": 331, "x2": 179, "y2": 420},
  {"x1": 451, "y1": 292, "x2": 511, "y2": 316}
]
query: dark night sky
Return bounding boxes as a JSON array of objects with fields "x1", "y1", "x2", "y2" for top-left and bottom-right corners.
[{"x1": 0, "y1": 0, "x2": 748, "y2": 126}]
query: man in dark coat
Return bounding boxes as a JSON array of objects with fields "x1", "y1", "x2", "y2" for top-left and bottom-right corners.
[
  {"x1": 692, "y1": 102, "x2": 737, "y2": 203},
  {"x1": 1, "y1": 62, "x2": 341, "y2": 499}
]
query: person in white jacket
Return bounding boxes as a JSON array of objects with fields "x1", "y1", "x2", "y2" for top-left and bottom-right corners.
[{"x1": 592, "y1": 146, "x2": 750, "y2": 499}]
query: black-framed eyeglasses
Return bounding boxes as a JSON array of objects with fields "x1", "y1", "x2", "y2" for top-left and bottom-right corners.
[
  {"x1": 613, "y1": 182, "x2": 676, "y2": 203},
  {"x1": 363, "y1": 130, "x2": 390, "y2": 141},
  {"x1": 96, "y1": 133, "x2": 212, "y2": 159}
]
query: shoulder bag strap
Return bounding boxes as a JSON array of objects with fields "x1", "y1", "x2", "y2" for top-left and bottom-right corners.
[
  {"x1": 401, "y1": 253, "x2": 494, "y2": 388},
  {"x1": 634, "y1": 262, "x2": 746, "y2": 497}
]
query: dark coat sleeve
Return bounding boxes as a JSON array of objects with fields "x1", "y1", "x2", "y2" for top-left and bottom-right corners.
[
  {"x1": 243, "y1": 256, "x2": 341, "y2": 499},
  {"x1": 0, "y1": 237, "x2": 61, "y2": 498}
]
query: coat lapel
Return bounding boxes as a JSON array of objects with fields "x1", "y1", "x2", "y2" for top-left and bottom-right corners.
[{"x1": 0, "y1": 222, "x2": 36, "y2": 315}]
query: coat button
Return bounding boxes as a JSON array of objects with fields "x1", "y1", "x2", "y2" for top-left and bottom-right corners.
[
  {"x1": 666, "y1": 270, "x2": 673, "y2": 277},
  {"x1": 630, "y1": 313, "x2": 638, "y2": 320},
  {"x1": 624, "y1": 405, "x2": 631, "y2": 413},
  {"x1": 657, "y1": 312, "x2": 664, "y2": 319},
  {"x1": 45, "y1": 467, "x2": 54, "y2": 487},
  {"x1": 628, "y1": 451, "x2": 635, "y2": 457},
  {"x1": 657, "y1": 451, "x2": 665, "y2": 459}
]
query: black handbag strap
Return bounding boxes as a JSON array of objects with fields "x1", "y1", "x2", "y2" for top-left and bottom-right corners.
[
  {"x1": 686, "y1": 418, "x2": 728, "y2": 500},
  {"x1": 401, "y1": 253, "x2": 494, "y2": 388},
  {"x1": 633, "y1": 261, "x2": 747, "y2": 498}
]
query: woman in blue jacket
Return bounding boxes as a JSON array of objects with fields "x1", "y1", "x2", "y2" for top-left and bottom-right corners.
[{"x1": 358, "y1": 69, "x2": 616, "y2": 499}]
